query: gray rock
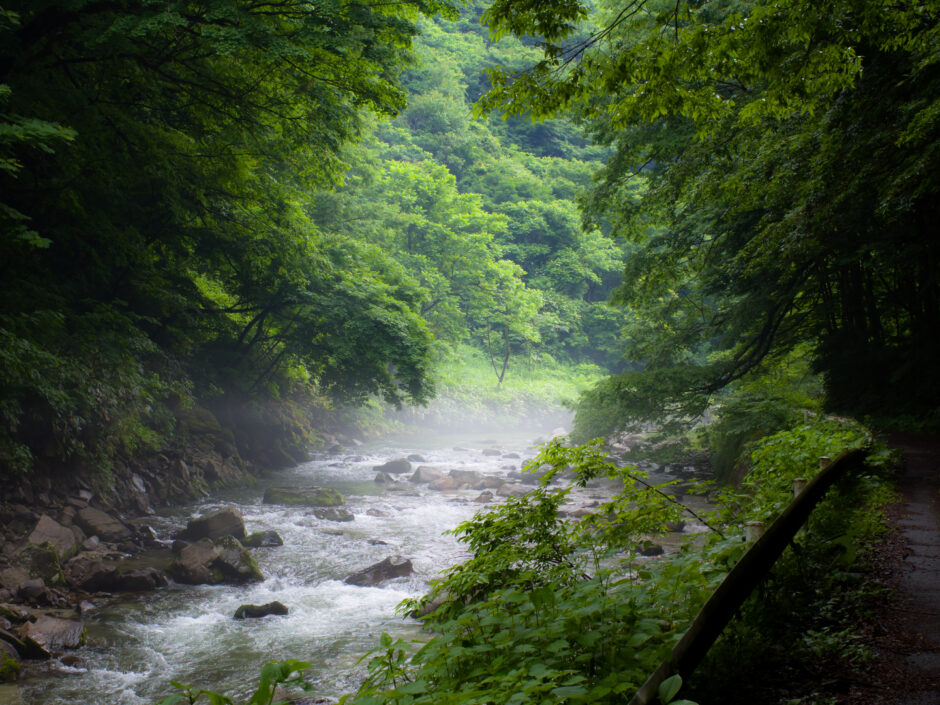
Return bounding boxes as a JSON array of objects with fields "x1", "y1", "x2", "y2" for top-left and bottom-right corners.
[
  {"x1": 243, "y1": 530, "x2": 284, "y2": 548},
  {"x1": 503, "y1": 452, "x2": 521, "y2": 459},
  {"x1": 313, "y1": 507, "x2": 354, "y2": 522},
  {"x1": 233, "y1": 601, "x2": 289, "y2": 620},
  {"x1": 373, "y1": 458, "x2": 412, "y2": 475},
  {"x1": 344, "y1": 556, "x2": 413, "y2": 587},
  {"x1": 179, "y1": 508, "x2": 246, "y2": 542},
  {"x1": 0, "y1": 640, "x2": 20, "y2": 681},
  {"x1": 263, "y1": 486, "x2": 344, "y2": 507},
  {"x1": 168, "y1": 538, "x2": 218, "y2": 584},
  {"x1": 0, "y1": 569, "x2": 29, "y2": 594},
  {"x1": 409, "y1": 466, "x2": 444, "y2": 484},
  {"x1": 20, "y1": 616, "x2": 85, "y2": 655},
  {"x1": 374, "y1": 472, "x2": 395, "y2": 484},
  {"x1": 16, "y1": 580, "x2": 46, "y2": 603},
  {"x1": 14, "y1": 543, "x2": 62, "y2": 584},
  {"x1": 638, "y1": 541, "x2": 664, "y2": 557},
  {"x1": 211, "y1": 536, "x2": 265, "y2": 584},
  {"x1": 115, "y1": 568, "x2": 167, "y2": 592},
  {"x1": 482, "y1": 448, "x2": 501, "y2": 456},
  {"x1": 75, "y1": 508, "x2": 130, "y2": 542},
  {"x1": 428, "y1": 476, "x2": 458, "y2": 491},
  {"x1": 473, "y1": 491, "x2": 494, "y2": 503},
  {"x1": 449, "y1": 470, "x2": 482, "y2": 486},
  {"x1": 27, "y1": 516, "x2": 78, "y2": 561},
  {"x1": 365, "y1": 508, "x2": 388, "y2": 517},
  {"x1": 406, "y1": 454, "x2": 426, "y2": 463},
  {"x1": 496, "y1": 484, "x2": 528, "y2": 497},
  {"x1": 63, "y1": 552, "x2": 118, "y2": 592}
]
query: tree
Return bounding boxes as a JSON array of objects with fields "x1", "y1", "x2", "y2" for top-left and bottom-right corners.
[
  {"x1": 0, "y1": 0, "x2": 453, "y2": 473},
  {"x1": 479, "y1": 0, "x2": 940, "y2": 428}
]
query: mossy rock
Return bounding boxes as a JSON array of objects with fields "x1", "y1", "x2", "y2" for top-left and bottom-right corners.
[
  {"x1": 15, "y1": 543, "x2": 64, "y2": 585},
  {"x1": 262, "y1": 486, "x2": 344, "y2": 507},
  {"x1": 0, "y1": 652, "x2": 20, "y2": 682}
]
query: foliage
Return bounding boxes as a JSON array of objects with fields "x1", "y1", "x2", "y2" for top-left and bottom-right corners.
[
  {"x1": 478, "y1": 0, "x2": 940, "y2": 424},
  {"x1": 340, "y1": 418, "x2": 885, "y2": 705},
  {"x1": 0, "y1": 0, "x2": 461, "y2": 475},
  {"x1": 156, "y1": 660, "x2": 312, "y2": 705}
]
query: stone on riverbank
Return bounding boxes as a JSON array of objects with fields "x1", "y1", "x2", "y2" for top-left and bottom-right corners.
[
  {"x1": 178, "y1": 508, "x2": 246, "y2": 541},
  {"x1": 344, "y1": 556, "x2": 413, "y2": 587},
  {"x1": 14, "y1": 543, "x2": 63, "y2": 585},
  {"x1": 263, "y1": 486, "x2": 344, "y2": 507},
  {"x1": 373, "y1": 459, "x2": 412, "y2": 475},
  {"x1": 0, "y1": 644, "x2": 20, "y2": 682},
  {"x1": 234, "y1": 601, "x2": 288, "y2": 620},
  {"x1": 19, "y1": 616, "x2": 85, "y2": 657},
  {"x1": 75, "y1": 507, "x2": 130, "y2": 542},
  {"x1": 243, "y1": 530, "x2": 283, "y2": 548},
  {"x1": 27, "y1": 516, "x2": 78, "y2": 562}
]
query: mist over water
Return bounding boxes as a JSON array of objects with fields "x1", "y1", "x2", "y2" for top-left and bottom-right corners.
[{"x1": 23, "y1": 418, "x2": 573, "y2": 705}]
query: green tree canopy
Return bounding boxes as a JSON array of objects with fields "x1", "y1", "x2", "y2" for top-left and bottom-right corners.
[{"x1": 481, "y1": 0, "x2": 940, "y2": 428}]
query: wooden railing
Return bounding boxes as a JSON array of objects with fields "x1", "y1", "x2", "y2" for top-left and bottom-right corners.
[{"x1": 627, "y1": 446, "x2": 870, "y2": 705}]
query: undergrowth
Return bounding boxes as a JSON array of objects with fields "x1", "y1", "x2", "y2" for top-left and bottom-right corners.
[{"x1": 155, "y1": 417, "x2": 896, "y2": 705}]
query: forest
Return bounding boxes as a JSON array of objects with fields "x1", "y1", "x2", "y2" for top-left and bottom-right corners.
[{"x1": 1, "y1": 0, "x2": 939, "y2": 703}]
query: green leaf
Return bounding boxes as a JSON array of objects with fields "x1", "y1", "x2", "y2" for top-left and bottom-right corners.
[{"x1": 658, "y1": 674, "x2": 683, "y2": 704}]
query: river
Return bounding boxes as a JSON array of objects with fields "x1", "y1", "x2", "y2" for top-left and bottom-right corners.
[{"x1": 20, "y1": 427, "x2": 574, "y2": 704}]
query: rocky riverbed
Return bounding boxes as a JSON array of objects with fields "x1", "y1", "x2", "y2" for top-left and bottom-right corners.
[{"x1": 0, "y1": 428, "x2": 713, "y2": 704}]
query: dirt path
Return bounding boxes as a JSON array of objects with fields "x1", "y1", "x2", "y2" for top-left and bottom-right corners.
[{"x1": 883, "y1": 433, "x2": 940, "y2": 704}]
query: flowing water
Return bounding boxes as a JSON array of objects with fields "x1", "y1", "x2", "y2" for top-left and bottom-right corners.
[{"x1": 20, "y1": 427, "x2": 575, "y2": 705}]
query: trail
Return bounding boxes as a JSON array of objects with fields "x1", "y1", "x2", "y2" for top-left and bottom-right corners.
[
  {"x1": 889, "y1": 433, "x2": 940, "y2": 704},
  {"x1": 854, "y1": 433, "x2": 940, "y2": 705}
]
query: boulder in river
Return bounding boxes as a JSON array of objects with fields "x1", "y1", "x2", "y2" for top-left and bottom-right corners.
[
  {"x1": 243, "y1": 530, "x2": 283, "y2": 548},
  {"x1": 27, "y1": 516, "x2": 78, "y2": 562},
  {"x1": 473, "y1": 491, "x2": 494, "y2": 503},
  {"x1": 115, "y1": 568, "x2": 168, "y2": 592},
  {"x1": 75, "y1": 507, "x2": 130, "y2": 542},
  {"x1": 313, "y1": 507, "x2": 354, "y2": 522},
  {"x1": 344, "y1": 556, "x2": 414, "y2": 587},
  {"x1": 449, "y1": 469, "x2": 482, "y2": 486},
  {"x1": 406, "y1": 454, "x2": 426, "y2": 463},
  {"x1": 233, "y1": 601, "x2": 289, "y2": 620},
  {"x1": 496, "y1": 484, "x2": 528, "y2": 497},
  {"x1": 409, "y1": 467, "x2": 443, "y2": 484},
  {"x1": 428, "y1": 476, "x2": 458, "y2": 491},
  {"x1": 263, "y1": 486, "x2": 344, "y2": 507},
  {"x1": 374, "y1": 472, "x2": 395, "y2": 484},
  {"x1": 372, "y1": 459, "x2": 412, "y2": 475},
  {"x1": 178, "y1": 508, "x2": 246, "y2": 542},
  {"x1": 482, "y1": 448, "x2": 501, "y2": 456},
  {"x1": 168, "y1": 537, "x2": 263, "y2": 585}
]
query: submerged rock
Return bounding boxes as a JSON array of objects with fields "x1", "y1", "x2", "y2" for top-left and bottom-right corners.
[
  {"x1": 233, "y1": 601, "x2": 289, "y2": 620},
  {"x1": 263, "y1": 486, "x2": 344, "y2": 507},
  {"x1": 344, "y1": 556, "x2": 413, "y2": 587},
  {"x1": 243, "y1": 530, "x2": 283, "y2": 548},
  {"x1": 313, "y1": 508, "x2": 354, "y2": 522},
  {"x1": 178, "y1": 508, "x2": 246, "y2": 542},
  {"x1": 372, "y1": 459, "x2": 412, "y2": 475}
]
